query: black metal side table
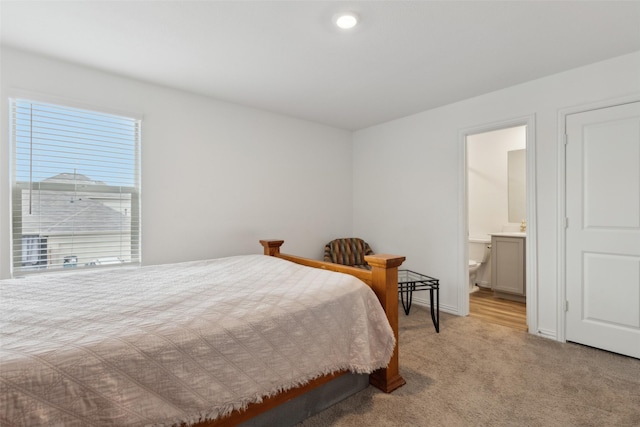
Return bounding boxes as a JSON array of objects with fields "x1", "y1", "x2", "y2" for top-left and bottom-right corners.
[{"x1": 398, "y1": 269, "x2": 440, "y2": 333}]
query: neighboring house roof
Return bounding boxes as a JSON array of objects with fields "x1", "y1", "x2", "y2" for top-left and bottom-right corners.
[
  {"x1": 21, "y1": 174, "x2": 131, "y2": 235},
  {"x1": 42, "y1": 172, "x2": 106, "y2": 186}
]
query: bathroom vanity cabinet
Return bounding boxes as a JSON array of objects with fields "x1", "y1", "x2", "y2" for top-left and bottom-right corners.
[{"x1": 490, "y1": 234, "x2": 526, "y2": 302}]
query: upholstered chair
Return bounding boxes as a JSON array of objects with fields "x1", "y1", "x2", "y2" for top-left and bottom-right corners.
[{"x1": 323, "y1": 238, "x2": 374, "y2": 270}]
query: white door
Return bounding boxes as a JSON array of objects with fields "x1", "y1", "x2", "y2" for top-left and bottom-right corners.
[{"x1": 566, "y1": 101, "x2": 640, "y2": 359}]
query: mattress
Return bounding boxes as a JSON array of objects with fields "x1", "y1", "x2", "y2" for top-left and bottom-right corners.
[{"x1": 0, "y1": 254, "x2": 395, "y2": 426}]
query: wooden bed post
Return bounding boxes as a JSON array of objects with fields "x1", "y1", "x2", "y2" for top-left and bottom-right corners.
[
  {"x1": 365, "y1": 254, "x2": 406, "y2": 393},
  {"x1": 259, "y1": 240, "x2": 406, "y2": 393},
  {"x1": 260, "y1": 239, "x2": 284, "y2": 256}
]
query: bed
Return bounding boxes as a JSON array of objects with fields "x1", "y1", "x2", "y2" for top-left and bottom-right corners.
[{"x1": 0, "y1": 240, "x2": 405, "y2": 426}]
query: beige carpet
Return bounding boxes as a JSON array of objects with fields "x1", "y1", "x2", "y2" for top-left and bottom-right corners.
[{"x1": 299, "y1": 306, "x2": 640, "y2": 427}]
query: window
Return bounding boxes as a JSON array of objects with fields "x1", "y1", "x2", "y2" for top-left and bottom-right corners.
[{"x1": 10, "y1": 99, "x2": 141, "y2": 274}]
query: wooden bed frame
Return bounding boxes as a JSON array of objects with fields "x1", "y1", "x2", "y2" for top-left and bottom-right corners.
[{"x1": 195, "y1": 240, "x2": 406, "y2": 427}]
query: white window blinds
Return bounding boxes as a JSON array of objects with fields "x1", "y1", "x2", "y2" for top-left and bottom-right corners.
[{"x1": 11, "y1": 99, "x2": 141, "y2": 274}]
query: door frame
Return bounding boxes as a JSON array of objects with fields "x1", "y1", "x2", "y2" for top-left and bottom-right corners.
[
  {"x1": 458, "y1": 114, "x2": 537, "y2": 333},
  {"x1": 556, "y1": 94, "x2": 640, "y2": 343}
]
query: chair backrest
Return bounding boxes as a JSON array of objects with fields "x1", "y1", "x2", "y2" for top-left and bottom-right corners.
[{"x1": 323, "y1": 238, "x2": 373, "y2": 269}]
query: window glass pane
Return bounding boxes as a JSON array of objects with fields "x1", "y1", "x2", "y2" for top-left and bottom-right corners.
[{"x1": 11, "y1": 99, "x2": 140, "y2": 275}]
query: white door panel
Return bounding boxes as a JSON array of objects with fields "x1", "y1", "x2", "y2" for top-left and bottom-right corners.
[
  {"x1": 583, "y1": 118, "x2": 640, "y2": 229},
  {"x1": 583, "y1": 253, "x2": 639, "y2": 328},
  {"x1": 566, "y1": 101, "x2": 640, "y2": 359}
]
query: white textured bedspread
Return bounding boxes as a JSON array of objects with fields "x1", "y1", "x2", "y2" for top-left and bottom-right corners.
[{"x1": 0, "y1": 255, "x2": 395, "y2": 426}]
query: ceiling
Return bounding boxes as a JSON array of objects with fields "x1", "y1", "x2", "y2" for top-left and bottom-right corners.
[{"x1": 2, "y1": 1, "x2": 640, "y2": 130}]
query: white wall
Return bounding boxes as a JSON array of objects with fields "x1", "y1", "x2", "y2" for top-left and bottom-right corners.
[
  {"x1": 0, "y1": 47, "x2": 353, "y2": 278},
  {"x1": 3, "y1": 46, "x2": 639, "y2": 340},
  {"x1": 467, "y1": 125, "x2": 526, "y2": 240},
  {"x1": 353, "y1": 51, "x2": 640, "y2": 337}
]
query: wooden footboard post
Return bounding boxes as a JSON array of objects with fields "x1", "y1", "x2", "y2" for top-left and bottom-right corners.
[
  {"x1": 365, "y1": 254, "x2": 407, "y2": 393},
  {"x1": 260, "y1": 240, "x2": 285, "y2": 256}
]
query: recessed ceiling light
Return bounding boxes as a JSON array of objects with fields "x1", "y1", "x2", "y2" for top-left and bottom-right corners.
[{"x1": 335, "y1": 13, "x2": 359, "y2": 30}]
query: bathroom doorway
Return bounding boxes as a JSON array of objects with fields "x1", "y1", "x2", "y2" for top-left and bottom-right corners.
[{"x1": 460, "y1": 116, "x2": 537, "y2": 332}]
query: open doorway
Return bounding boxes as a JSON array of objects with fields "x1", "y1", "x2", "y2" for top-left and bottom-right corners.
[
  {"x1": 459, "y1": 116, "x2": 537, "y2": 333},
  {"x1": 467, "y1": 126, "x2": 527, "y2": 330}
]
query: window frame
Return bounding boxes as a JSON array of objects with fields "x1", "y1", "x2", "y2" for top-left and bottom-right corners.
[{"x1": 9, "y1": 95, "x2": 142, "y2": 276}]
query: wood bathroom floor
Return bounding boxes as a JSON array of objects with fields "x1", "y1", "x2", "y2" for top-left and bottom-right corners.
[{"x1": 469, "y1": 287, "x2": 527, "y2": 331}]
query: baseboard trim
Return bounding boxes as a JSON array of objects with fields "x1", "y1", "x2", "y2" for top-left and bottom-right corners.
[
  {"x1": 406, "y1": 296, "x2": 458, "y2": 316},
  {"x1": 534, "y1": 328, "x2": 557, "y2": 340}
]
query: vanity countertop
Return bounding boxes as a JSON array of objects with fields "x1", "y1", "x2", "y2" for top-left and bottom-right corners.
[{"x1": 490, "y1": 232, "x2": 526, "y2": 238}]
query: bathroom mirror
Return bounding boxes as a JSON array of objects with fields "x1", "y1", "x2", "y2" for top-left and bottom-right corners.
[{"x1": 508, "y1": 149, "x2": 526, "y2": 223}]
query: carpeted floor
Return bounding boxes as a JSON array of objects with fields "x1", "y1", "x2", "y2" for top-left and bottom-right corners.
[{"x1": 298, "y1": 306, "x2": 640, "y2": 427}]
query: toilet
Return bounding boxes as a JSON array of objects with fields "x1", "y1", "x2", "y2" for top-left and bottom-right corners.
[{"x1": 469, "y1": 239, "x2": 491, "y2": 293}]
